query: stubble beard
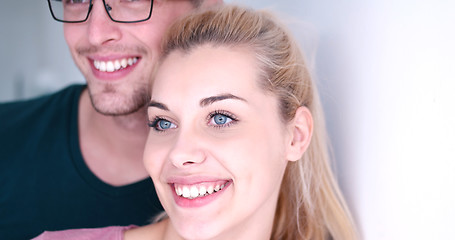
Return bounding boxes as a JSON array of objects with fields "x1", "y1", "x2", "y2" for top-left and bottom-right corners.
[
  {"x1": 88, "y1": 82, "x2": 150, "y2": 117},
  {"x1": 75, "y1": 45, "x2": 151, "y2": 116}
]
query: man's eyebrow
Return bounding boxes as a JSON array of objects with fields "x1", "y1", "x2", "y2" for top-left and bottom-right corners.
[
  {"x1": 200, "y1": 94, "x2": 247, "y2": 107},
  {"x1": 148, "y1": 101, "x2": 169, "y2": 111}
]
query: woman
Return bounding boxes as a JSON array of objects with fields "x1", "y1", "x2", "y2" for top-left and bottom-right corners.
[{"x1": 35, "y1": 5, "x2": 357, "y2": 240}]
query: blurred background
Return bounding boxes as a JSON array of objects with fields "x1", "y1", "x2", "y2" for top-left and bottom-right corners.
[
  {"x1": 1, "y1": 0, "x2": 84, "y2": 101},
  {"x1": 1, "y1": 0, "x2": 454, "y2": 239}
]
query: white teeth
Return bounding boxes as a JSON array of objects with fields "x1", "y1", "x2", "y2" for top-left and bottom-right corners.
[
  {"x1": 176, "y1": 187, "x2": 182, "y2": 196},
  {"x1": 121, "y1": 59, "x2": 128, "y2": 68},
  {"x1": 198, "y1": 185, "x2": 207, "y2": 196},
  {"x1": 93, "y1": 57, "x2": 138, "y2": 72},
  {"x1": 190, "y1": 186, "x2": 199, "y2": 198},
  {"x1": 114, "y1": 60, "x2": 121, "y2": 70},
  {"x1": 175, "y1": 182, "x2": 228, "y2": 200},
  {"x1": 94, "y1": 61, "x2": 100, "y2": 69},
  {"x1": 99, "y1": 62, "x2": 106, "y2": 72},
  {"x1": 207, "y1": 185, "x2": 214, "y2": 194},
  {"x1": 182, "y1": 187, "x2": 191, "y2": 198},
  {"x1": 106, "y1": 61, "x2": 115, "y2": 72}
]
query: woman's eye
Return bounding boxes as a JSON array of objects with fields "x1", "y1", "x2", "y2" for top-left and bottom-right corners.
[
  {"x1": 149, "y1": 118, "x2": 176, "y2": 131},
  {"x1": 212, "y1": 114, "x2": 231, "y2": 125},
  {"x1": 158, "y1": 119, "x2": 173, "y2": 129},
  {"x1": 209, "y1": 112, "x2": 237, "y2": 127}
]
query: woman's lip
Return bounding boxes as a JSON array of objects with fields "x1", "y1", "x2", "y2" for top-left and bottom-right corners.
[
  {"x1": 171, "y1": 181, "x2": 232, "y2": 208},
  {"x1": 173, "y1": 180, "x2": 230, "y2": 198},
  {"x1": 166, "y1": 175, "x2": 231, "y2": 185}
]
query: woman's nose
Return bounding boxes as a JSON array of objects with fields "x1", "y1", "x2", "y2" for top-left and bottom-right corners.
[{"x1": 168, "y1": 128, "x2": 207, "y2": 168}]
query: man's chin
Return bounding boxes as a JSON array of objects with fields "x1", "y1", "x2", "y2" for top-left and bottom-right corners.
[
  {"x1": 86, "y1": 85, "x2": 150, "y2": 116},
  {"x1": 92, "y1": 103, "x2": 145, "y2": 116}
]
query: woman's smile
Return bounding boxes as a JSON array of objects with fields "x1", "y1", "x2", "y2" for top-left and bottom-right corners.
[{"x1": 170, "y1": 180, "x2": 233, "y2": 208}]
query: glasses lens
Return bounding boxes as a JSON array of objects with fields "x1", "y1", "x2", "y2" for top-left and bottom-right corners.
[
  {"x1": 49, "y1": 0, "x2": 91, "y2": 22},
  {"x1": 105, "y1": 0, "x2": 152, "y2": 22},
  {"x1": 48, "y1": 0, "x2": 153, "y2": 23}
]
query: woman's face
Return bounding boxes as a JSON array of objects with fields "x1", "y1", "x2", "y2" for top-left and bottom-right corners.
[{"x1": 145, "y1": 45, "x2": 292, "y2": 239}]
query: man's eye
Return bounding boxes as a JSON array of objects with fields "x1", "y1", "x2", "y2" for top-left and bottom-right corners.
[
  {"x1": 121, "y1": 0, "x2": 150, "y2": 2},
  {"x1": 67, "y1": 0, "x2": 89, "y2": 3}
]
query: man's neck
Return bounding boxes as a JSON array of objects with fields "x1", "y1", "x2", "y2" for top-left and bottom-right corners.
[{"x1": 78, "y1": 89, "x2": 150, "y2": 186}]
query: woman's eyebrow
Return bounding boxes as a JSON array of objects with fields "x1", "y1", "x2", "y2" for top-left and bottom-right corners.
[
  {"x1": 148, "y1": 94, "x2": 246, "y2": 110},
  {"x1": 148, "y1": 101, "x2": 169, "y2": 111},
  {"x1": 200, "y1": 94, "x2": 247, "y2": 107}
]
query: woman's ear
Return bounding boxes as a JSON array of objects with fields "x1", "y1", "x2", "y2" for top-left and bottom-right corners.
[{"x1": 285, "y1": 106, "x2": 313, "y2": 162}]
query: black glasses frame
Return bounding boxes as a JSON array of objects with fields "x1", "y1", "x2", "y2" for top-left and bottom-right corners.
[{"x1": 47, "y1": 0, "x2": 154, "y2": 23}]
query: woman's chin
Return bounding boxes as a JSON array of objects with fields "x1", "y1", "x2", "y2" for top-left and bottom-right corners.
[{"x1": 172, "y1": 219, "x2": 221, "y2": 240}]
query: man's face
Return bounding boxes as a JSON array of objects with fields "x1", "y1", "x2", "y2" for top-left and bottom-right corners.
[{"x1": 64, "y1": 0, "x2": 196, "y2": 115}]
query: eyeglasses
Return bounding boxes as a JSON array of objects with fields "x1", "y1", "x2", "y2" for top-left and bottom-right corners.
[{"x1": 47, "y1": 0, "x2": 153, "y2": 23}]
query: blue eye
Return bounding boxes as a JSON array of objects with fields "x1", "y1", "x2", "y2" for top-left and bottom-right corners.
[
  {"x1": 158, "y1": 119, "x2": 173, "y2": 129},
  {"x1": 149, "y1": 117, "x2": 176, "y2": 131},
  {"x1": 209, "y1": 111, "x2": 237, "y2": 127},
  {"x1": 213, "y1": 114, "x2": 231, "y2": 125}
]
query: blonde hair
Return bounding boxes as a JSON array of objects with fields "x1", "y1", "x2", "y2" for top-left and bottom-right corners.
[{"x1": 161, "y1": 5, "x2": 357, "y2": 240}]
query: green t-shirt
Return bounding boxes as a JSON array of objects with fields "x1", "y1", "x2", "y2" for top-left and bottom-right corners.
[{"x1": 0, "y1": 85, "x2": 162, "y2": 240}]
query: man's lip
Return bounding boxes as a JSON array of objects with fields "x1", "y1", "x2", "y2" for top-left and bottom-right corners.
[
  {"x1": 88, "y1": 57, "x2": 140, "y2": 80},
  {"x1": 88, "y1": 55, "x2": 141, "y2": 61}
]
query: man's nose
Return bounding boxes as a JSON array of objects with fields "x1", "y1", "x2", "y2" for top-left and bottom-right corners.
[{"x1": 86, "y1": 0, "x2": 122, "y2": 46}]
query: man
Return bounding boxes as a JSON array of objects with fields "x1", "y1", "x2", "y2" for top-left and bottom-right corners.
[{"x1": 0, "y1": 0, "x2": 221, "y2": 239}]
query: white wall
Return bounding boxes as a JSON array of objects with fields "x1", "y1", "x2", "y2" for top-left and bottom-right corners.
[
  {"x1": 2, "y1": 0, "x2": 455, "y2": 239},
  {"x1": 228, "y1": 0, "x2": 455, "y2": 239},
  {"x1": 0, "y1": 0, "x2": 83, "y2": 102}
]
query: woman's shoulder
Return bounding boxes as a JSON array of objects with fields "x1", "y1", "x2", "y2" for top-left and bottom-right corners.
[
  {"x1": 124, "y1": 220, "x2": 168, "y2": 240},
  {"x1": 33, "y1": 225, "x2": 137, "y2": 240}
]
